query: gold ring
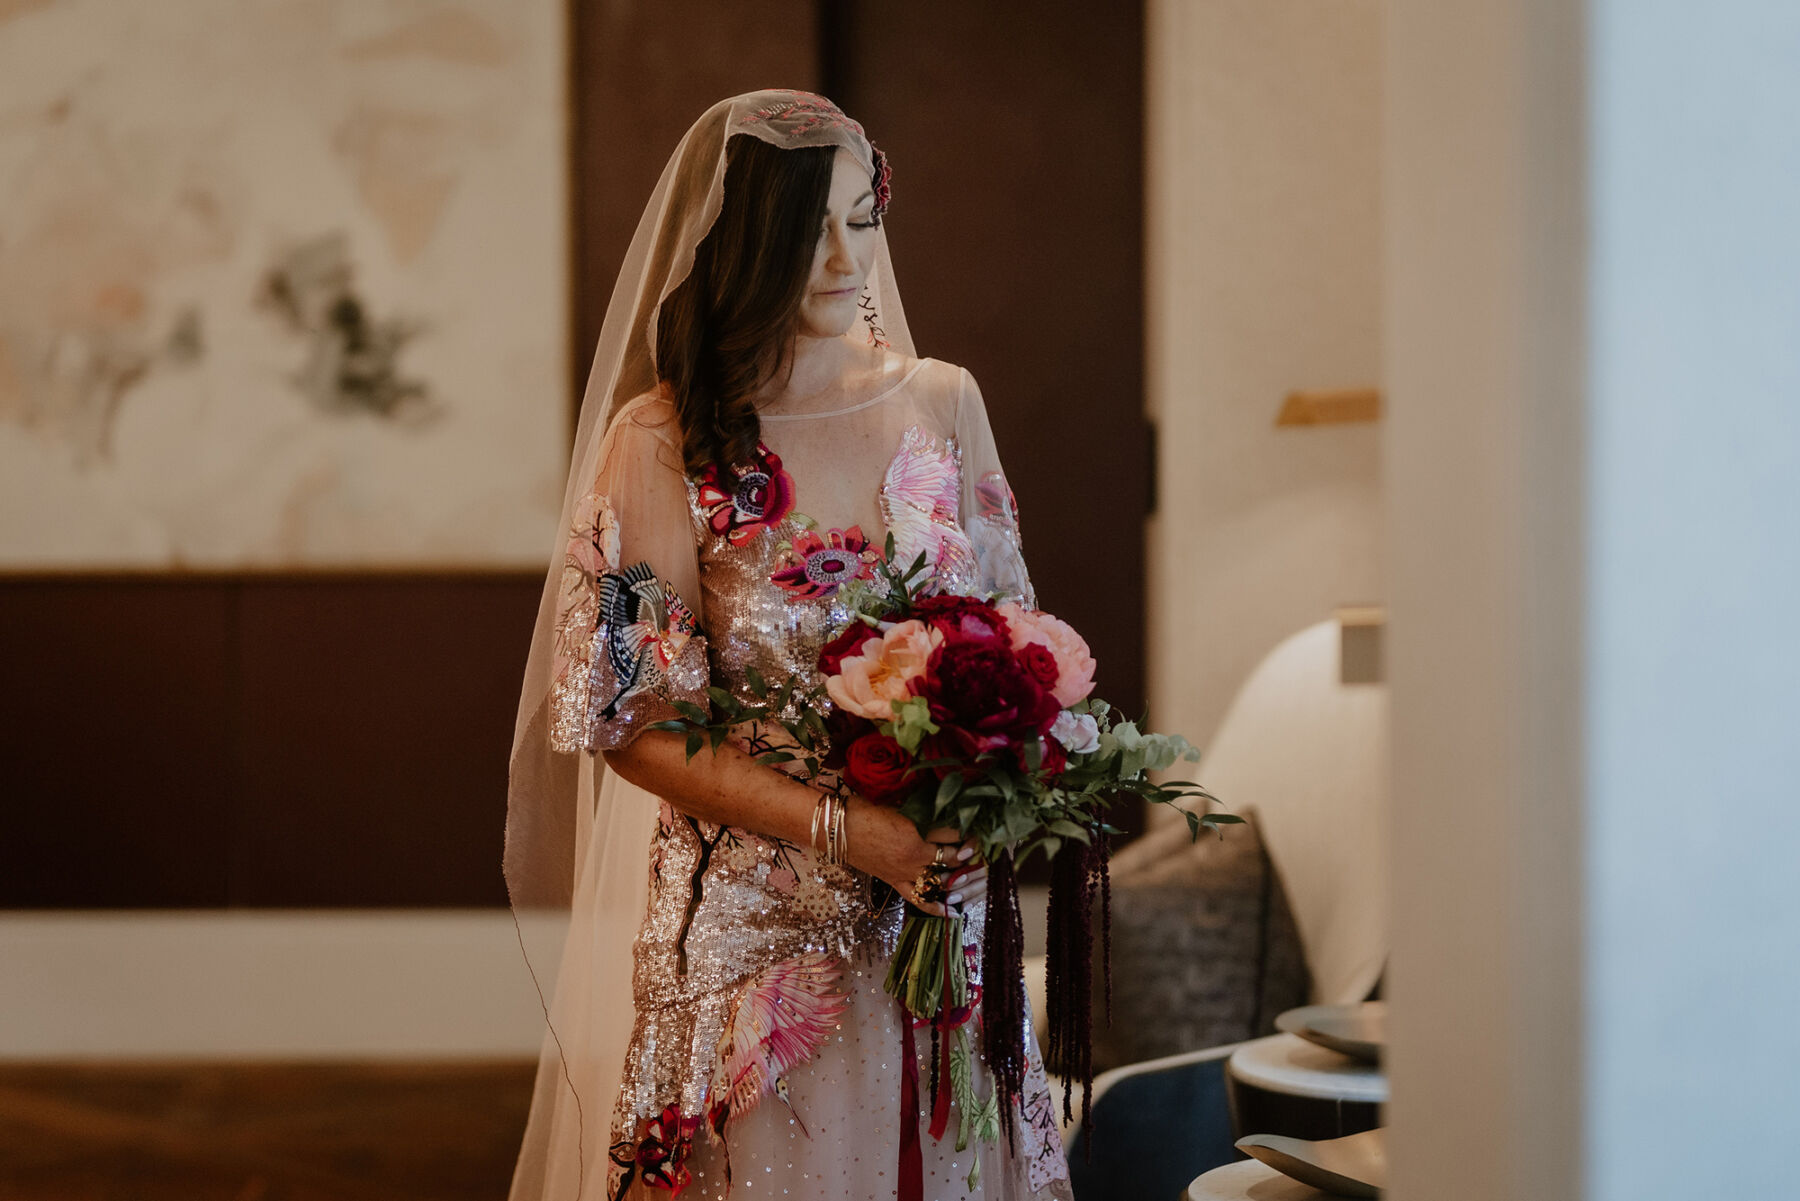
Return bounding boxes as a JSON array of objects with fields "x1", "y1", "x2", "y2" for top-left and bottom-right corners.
[
  {"x1": 912, "y1": 861, "x2": 951, "y2": 904},
  {"x1": 933, "y1": 844, "x2": 949, "y2": 865}
]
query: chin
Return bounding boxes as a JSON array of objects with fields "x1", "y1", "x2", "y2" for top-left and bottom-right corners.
[{"x1": 799, "y1": 301, "x2": 858, "y2": 339}]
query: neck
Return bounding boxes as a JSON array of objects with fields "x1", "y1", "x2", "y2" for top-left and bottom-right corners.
[{"x1": 763, "y1": 333, "x2": 849, "y2": 405}]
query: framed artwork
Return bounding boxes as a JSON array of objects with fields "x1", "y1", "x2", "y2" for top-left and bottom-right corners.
[{"x1": 0, "y1": 0, "x2": 568, "y2": 569}]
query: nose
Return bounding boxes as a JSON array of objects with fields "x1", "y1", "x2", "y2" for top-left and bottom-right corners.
[{"x1": 823, "y1": 222, "x2": 856, "y2": 277}]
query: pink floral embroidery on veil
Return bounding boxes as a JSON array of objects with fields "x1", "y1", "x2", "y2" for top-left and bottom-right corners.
[
  {"x1": 736, "y1": 89, "x2": 867, "y2": 139},
  {"x1": 736, "y1": 91, "x2": 891, "y2": 219}
]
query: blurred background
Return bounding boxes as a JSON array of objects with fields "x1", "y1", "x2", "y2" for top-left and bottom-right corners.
[
  {"x1": 5, "y1": 1, "x2": 1796, "y2": 1199},
  {"x1": 0, "y1": 1, "x2": 1379, "y2": 1192}
]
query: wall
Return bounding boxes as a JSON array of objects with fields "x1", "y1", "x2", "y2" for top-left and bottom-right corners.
[
  {"x1": 1145, "y1": 0, "x2": 1383, "y2": 759},
  {"x1": 1584, "y1": 3, "x2": 1800, "y2": 1196},
  {"x1": 1387, "y1": 2, "x2": 1800, "y2": 1199}
]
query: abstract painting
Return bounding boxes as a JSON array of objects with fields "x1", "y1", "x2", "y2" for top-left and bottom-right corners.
[{"x1": 0, "y1": 0, "x2": 567, "y2": 568}]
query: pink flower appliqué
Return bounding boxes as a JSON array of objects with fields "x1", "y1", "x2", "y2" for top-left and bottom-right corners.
[
  {"x1": 770, "y1": 525, "x2": 878, "y2": 599},
  {"x1": 695, "y1": 443, "x2": 795, "y2": 546},
  {"x1": 975, "y1": 470, "x2": 1018, "y2": 523}
]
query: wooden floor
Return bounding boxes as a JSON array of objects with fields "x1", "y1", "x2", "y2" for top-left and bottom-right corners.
[{"x1": 0, "y1": 1062, "x2": 537, "y2": 1201}]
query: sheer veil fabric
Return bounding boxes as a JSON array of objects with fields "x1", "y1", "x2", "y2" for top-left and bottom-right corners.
[{"x1": 505, "y1": 91, "x2": 1059, "y2": 1200}]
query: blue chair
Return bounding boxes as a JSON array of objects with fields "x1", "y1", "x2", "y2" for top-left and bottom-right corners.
[{"x1": 1064, "y1": 1043, "x2": 1245, "y2": 1201}]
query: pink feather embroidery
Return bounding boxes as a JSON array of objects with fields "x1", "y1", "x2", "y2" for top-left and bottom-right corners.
[
  {"x1": 879, "y1": 425, "x2": 977, "y2": 580},
  {"x1": 708, "y1": 952, "x2": 850, "y2": 1133}
]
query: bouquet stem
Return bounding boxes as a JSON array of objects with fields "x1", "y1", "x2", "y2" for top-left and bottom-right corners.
[{"x1": 886, "y1": 910, "x2": 965, "y2": 1021}]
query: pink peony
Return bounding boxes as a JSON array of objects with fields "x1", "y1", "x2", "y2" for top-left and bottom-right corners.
[
  {"x1": 825, "y1": 619, "x2": 943, "y2": 721},
  {"x1": 995, "y1": 602, "x2": 1097, "y2": 706}
]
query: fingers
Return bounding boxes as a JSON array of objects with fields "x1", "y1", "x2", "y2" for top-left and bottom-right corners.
[
  {"x1": 901, "y1": 885, "x2": 949, "y2": 918},
  {"x1": 924, "y1": 827, "x2": 961, "y2": 844}
]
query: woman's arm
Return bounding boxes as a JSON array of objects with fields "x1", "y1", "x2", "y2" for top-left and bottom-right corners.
[{"x1": 604, "y1": 729, "x2": 987, "y2": 915}]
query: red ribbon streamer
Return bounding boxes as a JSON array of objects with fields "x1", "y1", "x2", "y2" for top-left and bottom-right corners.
[{"x1": 900, "y1": 1010, "x2": 922, "y2": 1201}]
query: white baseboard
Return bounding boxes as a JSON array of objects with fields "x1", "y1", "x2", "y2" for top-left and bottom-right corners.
[{"x1": 0, "y1": 910, "x2": 568, "y2": 1060}]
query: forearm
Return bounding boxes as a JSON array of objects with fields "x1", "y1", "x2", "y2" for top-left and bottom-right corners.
[
  {"x1": 602, "y1": 727, "x2": 984, "y2": 916},
  {"x1": 601, "y1": 727, "x2": 817, "y2": 848}
]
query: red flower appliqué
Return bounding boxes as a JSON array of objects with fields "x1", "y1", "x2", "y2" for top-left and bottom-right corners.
[
  {"x1": 696, "y1": 444, "x2": 795, "y2": 546},
  {"x1": 610, "y1": 1102, "x2": 703, "y2": 1195},
  {"x1": 870, "y1": 142, "x2": 893, "y2": 219},
  {"x1": 770, "y1": 525, "x2": 878, "y2": 599}
]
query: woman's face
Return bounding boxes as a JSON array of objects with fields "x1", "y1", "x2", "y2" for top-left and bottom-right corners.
[{"x1": 796, "y1": 146, "x2": 881, "y2": 340}]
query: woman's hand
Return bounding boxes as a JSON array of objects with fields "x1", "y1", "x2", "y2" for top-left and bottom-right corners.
[{"x1": 844, "y1": 798, "x2": 988, "y2": 918}]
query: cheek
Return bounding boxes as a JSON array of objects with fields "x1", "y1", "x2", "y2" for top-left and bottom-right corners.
[{"x1": 808, "y1": 242, "x2": 832, "y2": 286}]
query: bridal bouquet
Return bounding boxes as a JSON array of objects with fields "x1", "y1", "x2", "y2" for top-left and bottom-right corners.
[{"x1": 654, "y1": 541, "x2": 1236, "y2": 1173}]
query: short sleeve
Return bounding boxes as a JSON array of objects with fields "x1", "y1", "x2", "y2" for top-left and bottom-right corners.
[
  {"x1": 548, "y1": 399, "x2": 710, "y2": 753},
  {"x1": 954, "y1": 368, "x2": 1036, "y2": 608}
]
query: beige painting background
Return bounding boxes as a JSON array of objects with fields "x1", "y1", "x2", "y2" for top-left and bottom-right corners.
[{"x1": 0, "y1": 0, "x2": 567, "y2": 569}]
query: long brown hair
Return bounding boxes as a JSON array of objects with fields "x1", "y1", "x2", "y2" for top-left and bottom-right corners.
[{"x1": 657, "y1": 135, "x2": 835, "y2": 479}]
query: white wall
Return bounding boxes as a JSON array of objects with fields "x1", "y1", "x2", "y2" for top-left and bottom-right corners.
[
  {"x1": 1146, "y1": 0, "x2": 1383, "y2": 757},
  {"x1": 0, "y1": 912, "x2": 566, "y2": 1058},
  {"x1": 1384, "y1": 1, "x2": 1586, "y2": 1195},
  {"x1": 1584, "y1": 4, "x2": 1800, "y2": 1197},
  {"x1": 1386, "y1": 2, "x2": 1800, "y2": 1199}
]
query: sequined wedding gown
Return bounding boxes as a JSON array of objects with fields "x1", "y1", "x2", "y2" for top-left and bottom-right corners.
[{"x1": 547, "y1": 354, "x2": 1073, "y2": 1201}]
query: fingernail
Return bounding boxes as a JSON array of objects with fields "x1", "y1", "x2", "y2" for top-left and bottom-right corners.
[
  {"x1": 957, "y1": 847, "x2": 974, "y2": 862},
  {"x1": 948, "y1": 892, "x2": 963, "y2": 905}
]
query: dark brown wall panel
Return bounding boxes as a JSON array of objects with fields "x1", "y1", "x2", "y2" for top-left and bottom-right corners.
[
  {"x1": 231, "y1": 578, "x2": 536, "y2": 908},
  {"x1": 568, "y1": 0, "x2": 820, "y2": 408},
  {"x1": 1, "y1": 576, "x2": 541, "y2": 909},
  {"x1": 842, "y1": 2, "x2": 1150, "y2": 721},
  {"x1": 2, "y1": 581, "x2": 236, "y2": 907}
]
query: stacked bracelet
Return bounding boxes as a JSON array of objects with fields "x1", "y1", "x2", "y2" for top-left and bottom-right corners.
[{"x1": 810, "y1": 790, "x2": 849, "y2": 867}]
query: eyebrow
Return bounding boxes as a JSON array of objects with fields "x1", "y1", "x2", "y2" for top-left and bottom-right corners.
[{"x1": 829, "y1": 190, "x2": 875, "y2": 215}]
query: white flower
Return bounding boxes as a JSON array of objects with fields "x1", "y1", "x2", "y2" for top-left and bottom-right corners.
[{"x1": 1050, "y1": 710, "x2": 1101, "y2": 755}]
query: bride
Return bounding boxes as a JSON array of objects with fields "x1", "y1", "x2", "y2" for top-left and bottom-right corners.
[{"x1": 505, "y1": 90, "x2": 1071, "y2": 1201}]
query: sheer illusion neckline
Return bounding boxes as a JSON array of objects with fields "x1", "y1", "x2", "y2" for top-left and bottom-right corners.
[{"x1": 758, "y1": 356, "x2": 932, "y2": 421}]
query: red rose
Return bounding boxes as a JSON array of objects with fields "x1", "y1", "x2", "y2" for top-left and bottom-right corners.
[
  {"x1": 1016, "y1": 641, "x2": 1061, "y2": 691},
  {"x1": 920, "y1": 639, "x2": 1061, "y2": 757},
  {"x1": 817, "y1": 622, "x2": 880, "y2": 676},
  {"x1": 909, "y1": 594, "x2": 1009, "y2": 646},
  {"x1": 843, "y1": 733, "x2": 920, "y2": 805},
  {"x1": 1016, "y1": 734, "x2": 1067, "y2": 776},
  {"x1": 917, "y1": 727, "x2": 984, "y2": 781}
]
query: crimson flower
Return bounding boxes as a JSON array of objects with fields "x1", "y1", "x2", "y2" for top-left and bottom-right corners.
[
  {"x1": 909, "y1": 594, "x2": 1009, "y2": 646},
  {"x1": 695, "y1": 444, "x2": 795, "y2": 545}
]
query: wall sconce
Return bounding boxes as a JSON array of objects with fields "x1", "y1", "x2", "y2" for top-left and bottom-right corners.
[
  {"x1": 1277, "y1": 388, "x2": 1382, "y2": 427},
  {"x1": 1336, "y1": 604, "x2": 1386, "y2": 685}
]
